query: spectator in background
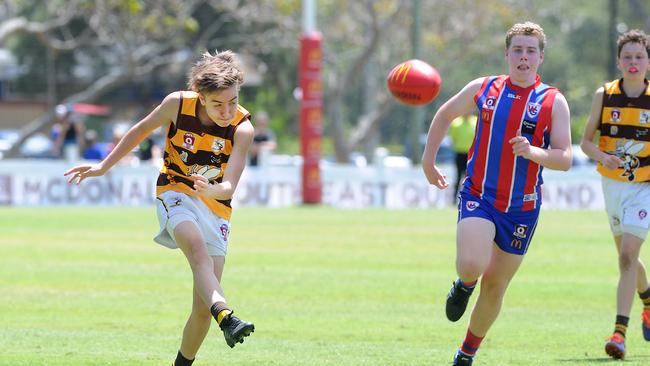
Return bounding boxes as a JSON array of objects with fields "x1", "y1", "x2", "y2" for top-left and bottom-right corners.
[
  {"x1": 51, "y1": 104, "x2": 85, "y2": 160},
  {"x1": 107, "y1": 123, "x2": 138, "y2": 165},
  {"x1": 138, "y1": 136, "x2": 156, "y2": 161},
  {"x1": 249, "y1": 111, "x2": 276, "y2": 166},
  {"x1": 448, "y1": 114, "x2": 477, "y2": 201},
  {"x1": 81, "y1": 129, "x2": 105, "y2": 160}
]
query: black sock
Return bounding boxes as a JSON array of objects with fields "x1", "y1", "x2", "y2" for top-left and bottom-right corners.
[
  {"x1": 614, "y1": 315, "x2": 629, "y2": 338},
  {"x1": 173, "y1": 350, "x2": 194, "y2": 366},
  {"x1": 639, "y1": 287, "x2": 650, "y2": 302},
  {"x1": 210, "y1": 301, "x2": 231, "y2": 324}
]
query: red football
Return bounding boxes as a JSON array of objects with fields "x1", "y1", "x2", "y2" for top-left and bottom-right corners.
[{"x1": 386, "y1": 59, "x2": 441, "y2": 106}]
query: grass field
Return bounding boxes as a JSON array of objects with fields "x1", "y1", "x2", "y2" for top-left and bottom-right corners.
[{"x1": 1, "y1": 206, "x2": 650, "y2": 365}]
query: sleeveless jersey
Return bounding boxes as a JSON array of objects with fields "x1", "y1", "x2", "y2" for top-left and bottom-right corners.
[
  {"x1": 156, "y1": 91, "x2": 250, "y2": 220},
  {"x1": 597, "y1": 78, "x2": 650, "y2": 182},
  {"x1": 463, "y1": 75, "x2": 558, "y2": 213}
]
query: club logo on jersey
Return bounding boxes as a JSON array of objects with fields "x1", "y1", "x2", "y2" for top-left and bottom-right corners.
[
  {"x1": 482, "y1": 96, "x2": 497, "y2": 110},
  {"x1": 640, "y1": 209, "x2": 648, "y2": 220},
  {"x1": 212, "y1": 138, "x2": 225, "y2": 154},
  {"x1": 526, "y1": 102, "x2": 541, "y2": 119},
  {"x1": 220, "y1": 223, "x2": 230, "y2": 242},
  {"x1": 611, "y1": 109, "x2": 621, "y2": 123},
  {"x1": 513, "y1": 224, "x2": 528, "y2": 239},
  {"x1": 641, "y1": 110, "x2": 650, "y2": 124},
  {"x1": 183, "y1": 133, "x2": 195, "y2": 150},
  {"x1": 466, "y1": 201, "x2": 479, "y2": 211}
]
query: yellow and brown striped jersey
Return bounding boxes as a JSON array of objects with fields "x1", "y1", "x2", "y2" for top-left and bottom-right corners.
[
  {"x1": 597, "y1": 78, "x2": 650, "y2": 182},
  {"x1": 156, "y1": 91, "x2": 250, "y2": 220}
]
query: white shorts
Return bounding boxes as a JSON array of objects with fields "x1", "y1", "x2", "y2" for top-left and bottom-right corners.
[
  {"x1": 154, "y1": 191, "x2": 230, "y2": 256},
  {"x1": 602, "y1": 176, "x2": 650, "y2": 240}
]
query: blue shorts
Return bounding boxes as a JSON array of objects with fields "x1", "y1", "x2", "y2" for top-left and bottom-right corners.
[{"x1": 457, "y1": 191, "x2": 540, "y2": 255}]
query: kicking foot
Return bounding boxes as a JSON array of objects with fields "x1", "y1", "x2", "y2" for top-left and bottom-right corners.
[{"x1": 219, "y1": 313, "x2": 255, "y2": 348}]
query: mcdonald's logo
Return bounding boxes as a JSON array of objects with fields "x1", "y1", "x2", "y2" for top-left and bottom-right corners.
[
  {"x1": 389, "y1": 63, "x2": 412, "y2": 84},
  {"x1": 510, "y1": 239, "x2": 522, "y2": 249}
]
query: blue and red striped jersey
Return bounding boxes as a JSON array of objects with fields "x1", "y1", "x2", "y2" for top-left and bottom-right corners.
[{"x1": 462, "y1": 74, "x2": 558, "y2": 212}]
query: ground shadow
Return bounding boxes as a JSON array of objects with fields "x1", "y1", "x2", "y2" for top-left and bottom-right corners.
[{"x1": 558, "y1": 355, "x2": 650, "y2": 363}]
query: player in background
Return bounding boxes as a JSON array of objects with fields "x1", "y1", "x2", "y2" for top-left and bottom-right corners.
[
  {"x1": 422, "y1": 22, "x2": 572, "y2": 365},
  {"x1": 580, "y1": 29, "x2": 650, "y2": 360},
  {"x1": 65, "y1": 50, "x2": 255, "y2": 366}
]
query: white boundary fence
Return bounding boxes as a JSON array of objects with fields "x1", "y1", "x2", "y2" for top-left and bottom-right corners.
[{"x1": 0, "y1": 160, "x2": 604, "y2": 209}]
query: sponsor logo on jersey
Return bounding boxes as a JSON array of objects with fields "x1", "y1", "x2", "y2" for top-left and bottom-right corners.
[
  {"x1": 640, "y1": 110, "x2": 650, "y2": 124},
  {"x1": 523, "y1": 192, "x2": 538, "y2": 202}
]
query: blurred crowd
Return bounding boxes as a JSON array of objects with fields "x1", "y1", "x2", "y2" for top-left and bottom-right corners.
[{"x1": 48, "y1": 104, "x2": 162, "y2": 165}]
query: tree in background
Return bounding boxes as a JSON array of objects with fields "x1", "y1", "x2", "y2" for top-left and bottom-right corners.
[{"x1": 0, "y1": 0, "x2": 648, "y2": 161}]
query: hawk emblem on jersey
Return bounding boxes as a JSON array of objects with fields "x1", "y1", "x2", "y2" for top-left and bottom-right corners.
[
  {"x1": 640, "y1": 209, "x2": 648, "y2": 220},
  {"x1": 611, "y1": 109, "x2": 621, "y2": 123},
  {"x1": 212, "y1": 138, "x2": 226, "y2": 154},
  {"x1": 466, "y1": 201, "x2": 479, "y2": 211},
  {"x1": 188, "y1": 164, "x2": 221, "y2": 182},
  {"x1": 640, "y1": 110, "x2": 650, "y2": 124},
  {"x1": 526, "y1": 102, "x2": 541, "y2": 119},
  {"x1": 183, "y1": 133, "x2": 196, "y2": 150},
  {"x1": 609, "y1": 139, "x2": 644, "y2": 181}
]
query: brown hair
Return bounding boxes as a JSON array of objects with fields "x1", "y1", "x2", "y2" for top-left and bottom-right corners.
[
  {"x1": 505, "y1": 22, "x2": 546, "y2": 52},
  {"x1": 187, "y1": 50, "x2": 244, "y2": 93},
  {"x1": 617, "y1": 29, "x2": 650, "y2": 57}
]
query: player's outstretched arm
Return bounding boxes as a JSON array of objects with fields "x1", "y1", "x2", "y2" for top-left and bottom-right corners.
[
  {"x1": 64, "y1": 92, "x2": 179, "y2": 184},
  {"x1": 422, "y1": 77, "x2": 483, "y2": 189},
  {"x1": 580, "y1": 88, "x2": 620, "y2": 169},
  {"x1": 191, "y1": 119, "x2": 254, "y2": 200}
]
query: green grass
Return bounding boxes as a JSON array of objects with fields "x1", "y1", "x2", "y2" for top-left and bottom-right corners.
[{"x1": 1, "y1": 207, "x2": 649, "y2": 365}]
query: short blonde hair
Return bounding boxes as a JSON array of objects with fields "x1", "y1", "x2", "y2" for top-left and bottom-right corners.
[
  {"x1": 505, "y1": 22, "x2": 546, "y2": 51},
  {"x1": 187, "y1": 50, "x2": 244, "y2": 93}
]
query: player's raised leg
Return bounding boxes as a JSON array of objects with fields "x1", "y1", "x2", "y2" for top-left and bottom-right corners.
[{"x1": 173, "y1": 221, "x2": 253, "y2": 350}]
